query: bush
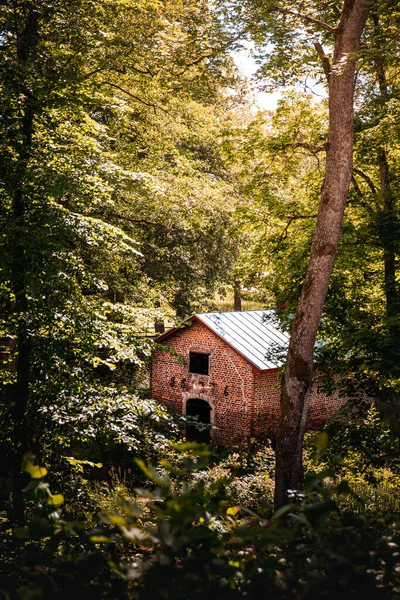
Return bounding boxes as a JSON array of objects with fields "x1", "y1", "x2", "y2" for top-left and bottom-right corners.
[
  {"x1": 305, "y1": 404, "x2": 400, "y2": 518},
  {"x1": 3, "y1": 448, "x2": 400, "y2": 600},
  {"x1": 192, "y1": 442, "x2": 275, "y2": 514},
  {"x1": 228, "y1": 472, "x2": 274, "y2": 514}
]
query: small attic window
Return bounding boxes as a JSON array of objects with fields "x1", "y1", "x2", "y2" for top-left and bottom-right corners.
[{"x1": 189, "y1": 352, "x2": 210, "y2": 375}]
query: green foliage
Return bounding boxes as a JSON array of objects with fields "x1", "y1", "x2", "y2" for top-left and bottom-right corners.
[
  {"x1": 192, "y1": 443, "x2": 276, "y2": 514},
  {"x1": 308, "y1": 404, "x2": 398, "y2": 473},
  {"x1": 226, "y1": 91, "x2": 327, "y2": 308},
  {"x1": 221, "y1": 1, "x2": 400, "y2": 402},
  {"x1": 3, "y1": 445, "x2": 400, "y2": 599},
  {"x1": 305, "y1": 405, "x2": 400, "y2": 517},
  {"x1": 47, "y1": 390, "x2": 180, "y2": 456},
  {"x1": 0, "y1": 0, "x2": 245, "y2": 526},
  {"x1": 2, "y1": 1, "x2": 400, "y2": 596}
]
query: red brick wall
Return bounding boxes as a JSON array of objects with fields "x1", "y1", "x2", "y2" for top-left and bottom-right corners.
[
  {"x1": 151, "y1": 320, "x2": 255, "y2": 445},
  {"x1": 253, "y1": 371, "x2": 347, "y2": 439},
  {"x1": 151, "y1": 319, "x2": 347, "y2": 445},
  {"x1": 253, "y1": 371, "x2": 281, "y2": 439}
]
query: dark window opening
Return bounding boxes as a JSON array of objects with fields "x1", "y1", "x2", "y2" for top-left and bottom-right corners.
[
  {"x1": 186, "y1": 398, "x2": 211, "y2": 444},
  {"x1": 189, "y1": 352, "x2": 209, "y2": 375}
]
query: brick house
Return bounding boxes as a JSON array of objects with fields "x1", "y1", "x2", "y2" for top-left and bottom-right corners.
[{"x1": 151, "y1": 310, "x2": 346, "y2": 445}]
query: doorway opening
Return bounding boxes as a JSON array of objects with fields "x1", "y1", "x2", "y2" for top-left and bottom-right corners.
[{"x1": 185, "y1": 398, "x2": 211, "y2": 444}]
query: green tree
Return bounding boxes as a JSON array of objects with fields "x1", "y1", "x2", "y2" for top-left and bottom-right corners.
[
  {"x1": 0, "y1": 0, "x2": 242, "y2": 526},
  {"x1": 224, "y1": 0, "x2": 373, "y2": 506},
  {"x1": 229, "y1": 1, "x2": 400, "y2": 403}
]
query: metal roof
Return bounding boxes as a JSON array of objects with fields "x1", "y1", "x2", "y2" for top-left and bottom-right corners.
[{"x1": 196, "y1": 310, "x2": 289, "y2": 371}]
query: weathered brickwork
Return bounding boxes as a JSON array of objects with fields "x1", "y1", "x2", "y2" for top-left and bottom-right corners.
[
  {"x1": 151, "y1": 319, "x2": 346, "y2": 445},
  {"x1": 252, "y1": 371, "x2": 347, "y2": 440},
  {"x1": 151, "y1": 320, "x2": 255, "y2": 445}
]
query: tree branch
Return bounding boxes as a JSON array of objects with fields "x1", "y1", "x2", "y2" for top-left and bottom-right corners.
[
  {"x1": 174, "y1": 31, "x2": 246, "y2": 77},
  {"x1": 281, "y1": 9, "x2": 337, "y2": 33},
  {"x1": 353, "y1": 168, "x2": 377, "y2": 195},
  {"x1": 98, "y1": 81, "x2": 170, "y2": 114},
  {"x1": 313, "y1": 40, "x2": 331, "y2": 83},
  {"x1": 351, "y1": 175, "x2": 374, "y2": 214},
  {"x1": 273, "y1": 141, "x2": 327, "y2": 155},
  {"x1": 276, "y1": 213, "x2": 317, "y2": 247},
  {"x1": 175, "y1": 53, "x2": 214, "y2": 77},
  {"x1": 84, "y1": 64, "x2": 152, "y2": 80}
]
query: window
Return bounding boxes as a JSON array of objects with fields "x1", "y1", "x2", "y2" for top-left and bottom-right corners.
[{"x1": 189, "y1": 352, "x2": 210, "y2": 375}]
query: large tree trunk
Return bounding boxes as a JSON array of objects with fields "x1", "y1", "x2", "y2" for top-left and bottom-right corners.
[
  {"x1": 372, "y1": 17, "x2": 399, "y2": 321},
  {"x1": 9, "y1": 5, "x2": 40, "y2": 527},
  {"x1": 378, "y1": 148, "x2": 398, "y2": 319},
  {"x1": 274, "y1": 0, "x2": 372, "y2": 509}
]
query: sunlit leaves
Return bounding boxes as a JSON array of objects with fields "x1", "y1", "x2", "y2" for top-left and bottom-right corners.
[
  {"x1": 23, "y1": 455, "x2": 48, "y2": 480},
  {"x1": 0, "y1": 0, "x2": 244, "y2": 470}
]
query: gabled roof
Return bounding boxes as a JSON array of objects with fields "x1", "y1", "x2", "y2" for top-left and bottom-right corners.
[{"x1": 156, "y1": 310, "x2": 289, "y2": 373}]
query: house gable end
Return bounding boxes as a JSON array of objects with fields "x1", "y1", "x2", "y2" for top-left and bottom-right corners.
[
  {"x1": 156, "y1": 316, "x2": 269, "y2": 374},
  {"x1": 151, "y1": 318, "x2": 256, "y2": 445}
]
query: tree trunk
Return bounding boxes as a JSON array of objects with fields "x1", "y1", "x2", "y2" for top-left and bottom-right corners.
[
  {"x1": 371, "y1": 16, "x2": 399, "y2": 320},
  {"x1": 154, "y1": 300, "x2": 165, "y2": 334},
  {"x1": 9, "y1": 5, "x2": 40, "y2": 527},
  {"x1": 378, "y1": 149, "x2": 398, "y2": 319},
  {"x1": 233, "y1": 280, "x2": 242, "y2": 311},
  {"x1": 274, "y1": 0, "x2": 372, "y2": 509}
]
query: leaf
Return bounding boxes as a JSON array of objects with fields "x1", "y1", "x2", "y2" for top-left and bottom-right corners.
[
  {"x1": 134, "y1": 459, "x2": 170, "y2": 487},
  {"x1": 304, "y1": 469, "x2": 334, "y2": 490},
  {"x1": 47, "y1": 494, "x2": 64, "y2": 506},
  {"x1": 120, "y1": 527, "x2": 151, "y2": 544},
  {"x1": 27, "y1": 518, "x2": 53, "y2": 540},
  {"x1": 23, "y1": 480, "x2": 50, "y2": 501},
  {"x1": 226, "y1": 506, "x2": 240, "y2": 516},
  {"x1": 101, "y1": 512, "x2": 128, "y2": 527},
  {"x1": 228, "y1": 561, "x2": 240, "y2": 568},
  {"x1": 22, "y1": 455, "x2": 47, "y2": 479},
  {"x1": 170, "y1": 441, "x2": 210, "y2": 456},
  {"x1": 272, "y1": 504, "x2": 296, "y2": 521},
  {"x1": 64, "y1": 457, "x2": 102, "y2": 470},
  {"x1": 313, "y1": 431, "x2": 328, "y2": 453},
  {"x1": 303, "y1": 500, "x2": 337, "y2": 526}
]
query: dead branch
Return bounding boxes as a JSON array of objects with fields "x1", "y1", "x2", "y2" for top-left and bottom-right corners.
[{"x1": 353, "y1": 168, "x2": 377, "y2": 195}]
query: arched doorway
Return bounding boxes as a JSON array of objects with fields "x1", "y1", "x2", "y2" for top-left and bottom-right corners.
[{"x1": 186, "y1": 398, "x2": 211, "y2": 443}]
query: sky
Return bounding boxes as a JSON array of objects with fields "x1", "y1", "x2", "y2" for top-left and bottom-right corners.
[
  {"x1": 232, "y1": 46, "x2": 281, "y2": 112},
  {"x1": 233, "y1": 45, "x2": 327, "y2": 112}
]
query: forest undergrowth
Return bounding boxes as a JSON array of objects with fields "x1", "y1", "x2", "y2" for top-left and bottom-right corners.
[{"x1": 1, "y1": 403, "x2": 400, "y2": 599}]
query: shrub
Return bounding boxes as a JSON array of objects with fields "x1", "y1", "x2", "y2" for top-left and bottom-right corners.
[
  {"x1": 4, "y1": 448, "x2": 400, "y2": 600},
  {"x1": 192, "y1": 442, "x2": 275, "y2": 514},
  {"x1": 305, "y1": 405, "x2": 400, "y2": 519}
]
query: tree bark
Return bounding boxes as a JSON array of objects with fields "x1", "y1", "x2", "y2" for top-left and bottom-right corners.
[
  {"x1": 371, "y1": 14, "x2": 399, "y2": 320},
  {"x1": 9, "y1": 4, "x2": 40, "y2": 527},
  {"x1": 274, "y1": 0, "x2": 373, "y2": 509},
  {"x1": 233, "y1": 280, "x2": 242, "y2": 311},
  {"x1": 378, "y1": 149, "x2": 398, "y2": 318}
]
